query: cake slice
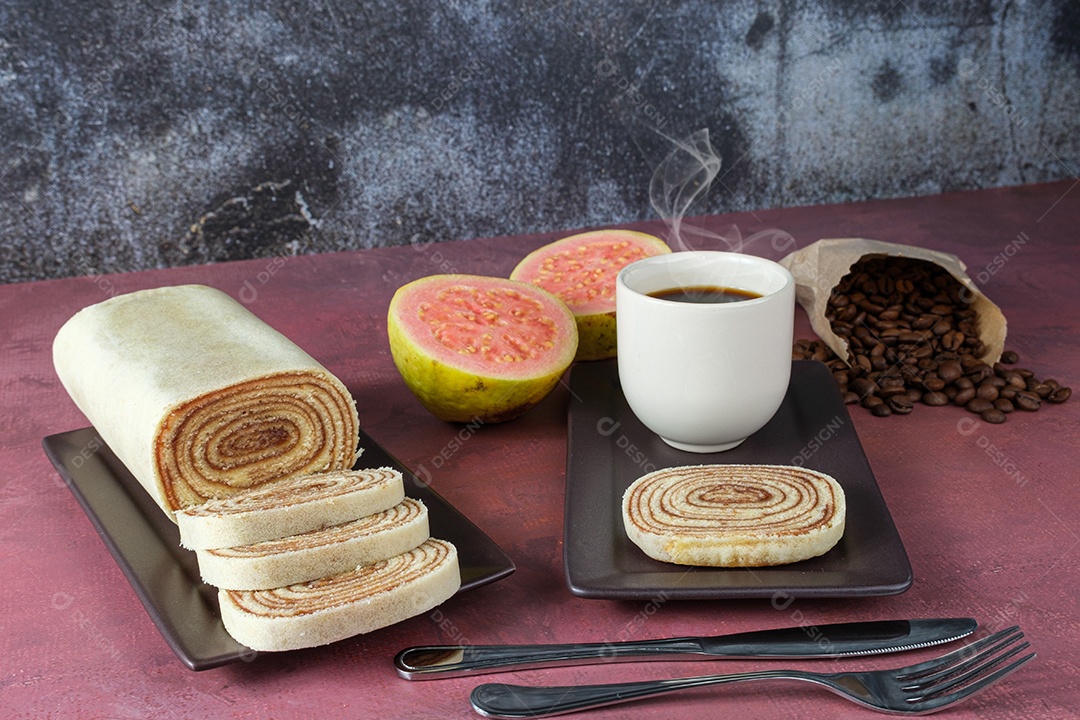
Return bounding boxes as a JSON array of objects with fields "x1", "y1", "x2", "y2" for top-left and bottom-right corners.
[
  {"x1": 176, "y1": 467, "x2": 404, "y2": 550},
  {"x1": 219, "y1": 538, "x2": 460, "y2": 652},
  {"x1": 622, "y1": 464, "x2": 846, "y2": 567},
  {"x1": 196, "y1": 498, "x2": 430, "y2": 590}
]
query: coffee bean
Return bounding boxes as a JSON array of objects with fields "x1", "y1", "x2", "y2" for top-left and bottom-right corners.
[
  {"x1": 953, "y1": 387, "x2": 976, "y2": 406},
  {"x1": 993, "y1": 398, "x2": 1014, "y2": 413},
  {"x1": 981, "y1": 408, "x2": 1007, "y2": 424},
  {"x1": 966, "y1": 364, "x2": 993, "y2": 384},
  {"x1": 1048, "y1": 387, "x2": 1072, "y2": 404},
  {"x1": 912, "y1": 315, "x2": 938, "y2": 330},
  {"x1": 942, "y1": 330, "x2": 964, "y2": 352},
  {"x1": 871, "y1": 402, "x2": 892, "y2": 417},
  {"x1": 957, "y1": 353, "x2": 978, "y2": 367},
  {"x1": 899, "y1": 330, "x2": 925, "y2": 343},
  {"x1": 975, "y1": 384, "x2": 999, "y2": 401},
  {"x1": 842, "y1": 391, "x2": 861, "y2": 404},
  {"x1": 938, "y1": 361, "x2": 962, "y2": 382},
  {"x1": 923, "y1": 375, "x2": 945, "y2": 392},
  {"x1": 878, "y1": 379, "x2": 906, "y2": 397},
  {"x1": 880, "y1": 327, "x2": 902, "y2": 340},
  {"x1": 850, "y1": 378, "x2": 877, "y2": 398},
  {"x1": 922, "y1": 391, "x2": 950, "y2": 406},
  {"x1": 1000, "y1": 349, "x2": 1020, "y2": 364},
  {"x1": 887, "y1": 395, "x2": 914, "y2": 414},
  {"x1": 966, "y1": 397, "x2": 994, "y2": 414},
  {"x1": 1031, "y1": 383, "x2": 1053, "y2": 399},
  {"x1": 1014, "y1": 392, "x2": 1041, "y2": 411}
]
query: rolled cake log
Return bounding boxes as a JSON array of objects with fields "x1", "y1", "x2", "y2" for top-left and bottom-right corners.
[
  {"x1": 196, "y1": 497, "x2": 430, "y2": 590},
  {"x1": 622, "y1": 464, "x2": 846, "y2": 567},
  {"x1": 176, "y1": 467, "x2": 405, "y2": 550},
  {"x1": 220, "y1": 538, "x2": 460, "y2": 651},
  {"x1": 52, "y1": 284, "x2": 360, "y2": 518}
]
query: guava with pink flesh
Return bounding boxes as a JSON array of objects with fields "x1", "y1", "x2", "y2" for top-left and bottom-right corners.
[
  {"x1": 510, "y1": 229, "x2": 671, "y2": 361},
  {"x1": 387, "y1": 274, "x2": 579, "y2": 423}
]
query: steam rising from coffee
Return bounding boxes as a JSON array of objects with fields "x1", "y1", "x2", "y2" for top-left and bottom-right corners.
[
  {"x1": 644, "y1": 127, "x2": 795, "y2": 256},
  {"x1": 648, "y1": 128, "x2": 720, "y2": 251}
]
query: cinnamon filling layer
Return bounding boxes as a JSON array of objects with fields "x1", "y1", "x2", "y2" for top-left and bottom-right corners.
[
  {"x1": 179, "y1": 467, "x2": 399, "y2": 520},
  {"x1": 224, "y1": 539, "x2": 455, "y2": 617},
  {"x1": 206, "y1": 498, "x2": 426, "y2": 558}
]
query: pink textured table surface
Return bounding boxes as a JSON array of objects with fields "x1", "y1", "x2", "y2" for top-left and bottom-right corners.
[{"x1": 2, "y1": 182, "x2": 1078, "y2": 719}]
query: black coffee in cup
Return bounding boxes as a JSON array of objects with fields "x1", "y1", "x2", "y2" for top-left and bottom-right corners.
[{"x1": 648, "y1": 285, "x2": 762, "y2": 304}]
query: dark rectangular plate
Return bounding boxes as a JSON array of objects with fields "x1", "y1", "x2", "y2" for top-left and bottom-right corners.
[
  {"x1": 43, "y1": 428, "x2": 515, "y2": 670},
  {"x1": 564, "y1": 359, "x2": 912, "y2": 600}
]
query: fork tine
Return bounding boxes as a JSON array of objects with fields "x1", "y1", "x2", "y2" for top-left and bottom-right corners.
[
  {"x1": 904, "y1": 639, "x2": 1030, "y2": 696},
  {"x1": 901, "y1": 632, "x2": 1026, "y2": 690},
  {"x1": 905, "y1": 652, "x2": 1036, "y2": 713},
  {"x1": 894, "y1": 626, "x2": 1021, "y2": 680}
]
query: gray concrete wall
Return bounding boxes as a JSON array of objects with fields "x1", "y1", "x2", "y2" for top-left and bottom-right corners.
[{"x1": 2, "y1": 0, "x2": 1078, "y2": 283}]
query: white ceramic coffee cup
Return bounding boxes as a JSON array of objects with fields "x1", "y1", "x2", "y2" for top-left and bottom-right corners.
[{"x1": 616, "y1": 251, "x2": 795, "y2": 453}]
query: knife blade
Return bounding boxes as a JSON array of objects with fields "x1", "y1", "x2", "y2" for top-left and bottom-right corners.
[{"x1": 394, "y1": 618, "x2": 977, "y2": 679}]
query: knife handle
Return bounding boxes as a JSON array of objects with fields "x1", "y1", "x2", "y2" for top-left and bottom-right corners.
[{"x1": 394, "y1": 638, "x2": 703, "y2": 679}]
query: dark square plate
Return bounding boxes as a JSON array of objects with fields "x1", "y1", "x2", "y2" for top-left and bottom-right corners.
[
  {"x1": 564, "y1": 359, "x2": 912, "y2": 600},
  {"x1": 43, "y1": 428, "x2": 515, "y2": 670}
]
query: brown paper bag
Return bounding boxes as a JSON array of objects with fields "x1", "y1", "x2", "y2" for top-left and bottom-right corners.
[{"x1": 779, "y1": 238, "x2": 1007, "y2": 365}]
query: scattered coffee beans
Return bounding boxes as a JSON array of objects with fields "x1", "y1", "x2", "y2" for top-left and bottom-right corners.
[{"x1": 792, "y1": 256, "x2": 1070, "y2": 422}]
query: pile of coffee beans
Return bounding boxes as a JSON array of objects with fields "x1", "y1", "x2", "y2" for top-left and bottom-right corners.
[{"x1": 792, "y1": 255, "x2": 1070, "y2": 422}]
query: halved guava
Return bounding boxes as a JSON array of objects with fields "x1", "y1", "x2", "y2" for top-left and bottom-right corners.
[
  {"x1": 510, "y1": 229, "x2": 671, "y2": 361},
  {"x1": 387, "y1": 274, "x2": 579, "y2": 423}
]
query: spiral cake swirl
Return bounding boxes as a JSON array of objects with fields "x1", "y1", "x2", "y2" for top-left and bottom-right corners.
[
  {"x1": 220, "y1": 539, "x2": 460, "y2": 652},
  {"x1": 622, "y1": 464, "x2": 846, "y2": 567},
  {"x1": 177, "y1": 467, "x2": 405, "y2": 549},
  {"x1": 197, "y1": 498, "x2": 429, "y2": 590},
  {"x1": 52, "y1": 285, "x2": 360, "y2": 518},
  {"x1": 155, "y1": 371, "x2": 358, "y2": 510}
]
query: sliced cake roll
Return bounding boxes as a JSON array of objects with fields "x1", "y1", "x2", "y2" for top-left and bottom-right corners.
[
  {"x1": 196, "y1": 498, "x2": 430, "y2": 590},
  {"x1": 622, "y1": 464, "x2": 846, "y2": 567},
  {"x1": 220, "y1": 539, "x2": 461, "y2": 652},
  {"x1": 176, "y1": 467, "x2": 405, "y2": 550}
]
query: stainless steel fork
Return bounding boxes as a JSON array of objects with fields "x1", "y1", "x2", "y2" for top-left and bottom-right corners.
[{"x1": 471, "y1": 626, "x2": 1033, "y2": 718}]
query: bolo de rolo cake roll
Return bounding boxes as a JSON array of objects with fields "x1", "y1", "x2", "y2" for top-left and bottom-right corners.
[
  {"x1": 622, "y1": 464, "x2": 846, "y2": 567},
  {"x1": 52, "y1": 284, "x2": 360, "y2": 518},
  {"x1": 219, "y1": 538, "x2": 461, "y2": 652},
  {"x1": 176, "y1": 467, "x2": 405, "y2": 550},
  {"x1": 196, "y1": 497, "x2": 430, "y2": 590}
]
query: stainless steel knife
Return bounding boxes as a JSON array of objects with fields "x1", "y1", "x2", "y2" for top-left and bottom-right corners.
[{"x1": 394, "y1": 618, "x2": 977, "y2": 679}]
